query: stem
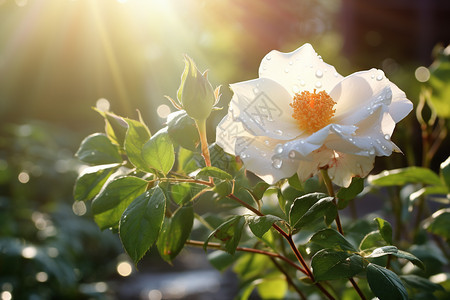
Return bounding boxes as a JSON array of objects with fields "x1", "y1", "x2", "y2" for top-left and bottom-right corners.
[
  {"x1": 349, "y1": 278, "x2": 366, "y2": 300},
  {"x1": 227, "y1": 193, "x2": 335, "y2": 300},
  {"x1": 195, "y1": 119, "x2": 211, "y2": 168},
  {"x1": 320, "y1": 169, "x2": 367, "y2": 300},
  {"x1": 186, "y1": 240, "x2": 307, "y2": 274},
  {"x1": 320, "y1": 169, "x2": 344, "y2": 235}
]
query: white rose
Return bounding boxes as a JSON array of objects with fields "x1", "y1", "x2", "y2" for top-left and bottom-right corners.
[{"x1": 216, "y1": 43, "x2": 413, "y2": 187}]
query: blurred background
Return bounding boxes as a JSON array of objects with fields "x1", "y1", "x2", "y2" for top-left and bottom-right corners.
[{"x1": 0, "y1": 0, "x2": 449, "y2": 299}]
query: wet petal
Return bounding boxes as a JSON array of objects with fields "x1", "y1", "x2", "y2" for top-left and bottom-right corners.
[
  {"x1": 331, "y1": 69, "x2": 393, "y2": 126},
  {"x1": 240, "y1": 136, "x2": 298, "y2": 184},
  {"x1": 259, "y1": 43, "x2": 344, "y2": 95},
  {"x1": 229, "y1": 78, "x2": 301, "y2": 140}
]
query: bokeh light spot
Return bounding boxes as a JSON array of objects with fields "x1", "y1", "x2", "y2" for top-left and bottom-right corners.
[
  {"x1": 36, "y1": 272, "x2": 48, "y2": 282},
  {"x1": 18, "y1": 172, "x2": 30, "y2": 184},
  {"x1": 117, "y1": 261, "x2": 133, "y2": 277},
  {"x1": 96, "y1": 98, "x2": 111, "y2": 112},
  {"x1": 415, "y1": 66, "x2": 430, "y2": 82},
  {"x1": 72, "y1": 201, "x2": 87, "y2": 216},
  {"x1": 156, "y1": 104, "x2": 171, "y2": 119},
  {"x1": 1, "y1": 291, "x2": 12, "y2": 300},
  {"x1": 148, "y1": 289, "x2": 162, "y2": 300},
  {"x1": 21, "y1": 246, "x2": 37, "y2": 259}
]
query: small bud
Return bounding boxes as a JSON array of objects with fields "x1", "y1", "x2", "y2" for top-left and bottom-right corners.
[{"x1": 177, "y1": 55, "x2": 216, "y2": 121}]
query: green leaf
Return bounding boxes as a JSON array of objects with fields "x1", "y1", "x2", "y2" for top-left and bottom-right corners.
[
  {"x1": 91, "y1": 176, "x2": 148, "y2": 230},
  {"x1": 428, "y1": 49, "x2": 450, "y2": 118},
  {"x1": 142, "y1": 129, "x2": 175, "y2": 175},
  {"x1": 291, "y1": 196, "x2": 336, "y2": 231},
  {"x1": 374, "y1": 217, "x2": 393, "y2": 244},
  {"x1": 119, "y1": 186, "x2": 166, "y2": 264},
  {"x1": 213, "y1": 180, "x2": 232, "y2": 198},
  {"x1": 170, "y1": 183, "x2": 206, "y2": 205},
  {"x1": 196, "y1": 166, "x2": 232, "y2": 180},
  {"x1": 359, "y1": 231, "x2": 388, "y2": 250},
  {"x1": 366, "y1": 263, "x2": 408, "y2": 300},
  {"x1": 204, "y1": 216, "x2": 245, "y2": 255},
  {"x1": 94, "y1": 109, "x2": 128, "y2": 146},
  {"x1": 311, "y1": 249, "x2": 364, "y2": 281},
  {"x1": 166, "y1": 111, "x2": 199, "y2": 151},
  {"x1": 368, "y1": 167, "x2": 442, "y2": 186},
  {"x1": 288, "y1": 173, "x2": 304, "y2": 191},
  {"x1": 256, "y1": 277, "x2": 288, "y2": 299},
  {"x1": 75, "y1": 133, "x2": 123, "y2": 165},
  {"x1": 365, "y1": 246, "x2": 398, "y2": 258},
  {"x1": 440, "y1": 156, "x2": 450, "y2": 189},
  {"x1": 156, "y1": 206, "x2": 194, "y2": 263},
  {"x1": 337, "y1": 177, "x2": 364, "y2": 209},
  {"x1": 245, "y1": 215, "x2": 282, "y2": 239},
  {"x1": 310, "y1": 228, "x2": 357, "y2": 252},
  {"x1": 207, "y1": 250, "x2": 237, "y2": 271},
  {"x1": 400, "y1": 275, "x2": 444, "y2": 292},
  {"x1": 124, "y1": 118, "x2": 151, "y2": 171},
  {"x1": 289, "y1": 193, "x2": 328, "y2": 227},
  {"x1": 73, "y1": 163, "x2": 119, "y2": 201},
  {"x1": 393, "y1": 250, "x2": 425, "y2": 270},
  {"x1": 233, "y1": 252, "x2": 271, "y2": 281},
  {"x1": 424, "y1": 208, "x2": 450, "y2": 239},
  {"x1": 252, "y1": 182, "x2": 270, "y2": 200}
]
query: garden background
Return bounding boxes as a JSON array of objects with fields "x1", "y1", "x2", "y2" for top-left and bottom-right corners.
[{"x1": 0, "y1": 0, "x2": 449, "y2": 299}]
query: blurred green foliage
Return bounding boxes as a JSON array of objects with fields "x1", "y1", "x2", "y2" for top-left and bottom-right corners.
[{"x1": 0, "y1": 122, "x2": 123, "y2": 299}]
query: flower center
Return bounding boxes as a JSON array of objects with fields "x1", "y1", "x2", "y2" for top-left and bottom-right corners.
[{"x1": 290, "y1": 89, "x2": 336, "y2": 133}]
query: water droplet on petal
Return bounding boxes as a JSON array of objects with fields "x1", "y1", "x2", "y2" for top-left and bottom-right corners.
[
  {"x1": 300, "y1": 140, "x2": 305, "y2": 144},
  {"x1": 275, "y1": 129, "x2": 283, "y2": 135},
  {"x1": 334, "y1": 72, "x2": 339, "y2": 77},
  {"x1": 376, "y1": 74, "x2": 383, "y2": 81},
  {"x1": 289, "y1": 150, "x2": 296, "y2": 158},
  {"x1": 272, "y1": 158, "x2": 283, "y2": 169},
  {"x1": 369, "y1": 149, "x2": 375, "y2": 155},
  {"x1": 289, "y1": 60, "x2": 293, "y2": 65},
  {"x1": 264, "y1": 140, "x2": 270, "y2": 146},
  {"x1": 155, "y1": 204, "x2": 159, "y2": 209},
  {"x1": 266, "y1": 55, "x2": 271, "y2": 60},
  {"x1": 300, "y1": 80, "x2": 306, "y2": 86},
  {"x1": 261, "y1": 152, "x2": 267, "y2": 157},
  {"x1": 315, "y1": 81, "x2": 322, "y2": 88},
  {"x1": 371, "y1": 74, "x2": 375, "y2": 79},
  {"x1": 384, "y1": 134, "x2": 390, "y2": 140},
  {"x1": 275, "y1": 144, "x2": 284, "y2": 154},
  {"x1": 292, "y1": 85, "x2": 300, "y2": 93},
  {"x1": 318, "y1": 55, "x2": 323, "y2": 61},
  {"x1": 381, "y1": 145, "x2": 387, "y2": 150},
  {"x1": 253, "y1": 88, "x2": 259, "y2": 94},
  {"x1": 315, "y1": 70, "x2": 323, "y2": 78}
]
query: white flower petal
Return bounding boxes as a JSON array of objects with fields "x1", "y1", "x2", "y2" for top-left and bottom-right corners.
[
  {"x1": 229, "y1": 78, "x2": 301, "y2": 140},
  {"x1": 331, "y1": 69, "x2": 393, "y2": 125},
  {"x1": 259, "y1": 43, "x2": 344, "y2": 95},
  {"x1": 388, "y1": 82, "x2": 414, "y2": 122},
  {"x1": 216, "y1": 114, "x2": 254, "y2": 155},
  {"x1": 240, "y1": 137, "x2": 298, "y2": 184},
  {"x1": 327, "y1": 153, "x2": 375, "y2": 187},
  {"x1": 296, "y1": 147, "x2": 333, "y2": 181}
]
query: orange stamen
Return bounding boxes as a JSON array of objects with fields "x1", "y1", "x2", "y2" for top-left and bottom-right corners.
[{"x1": 290, "y1": 89, "x2": 336, "y2": 133}]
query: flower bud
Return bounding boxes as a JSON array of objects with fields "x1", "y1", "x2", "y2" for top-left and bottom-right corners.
[{"x1": 177, "y1": 55, "x2": 215, "y2": 121}]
